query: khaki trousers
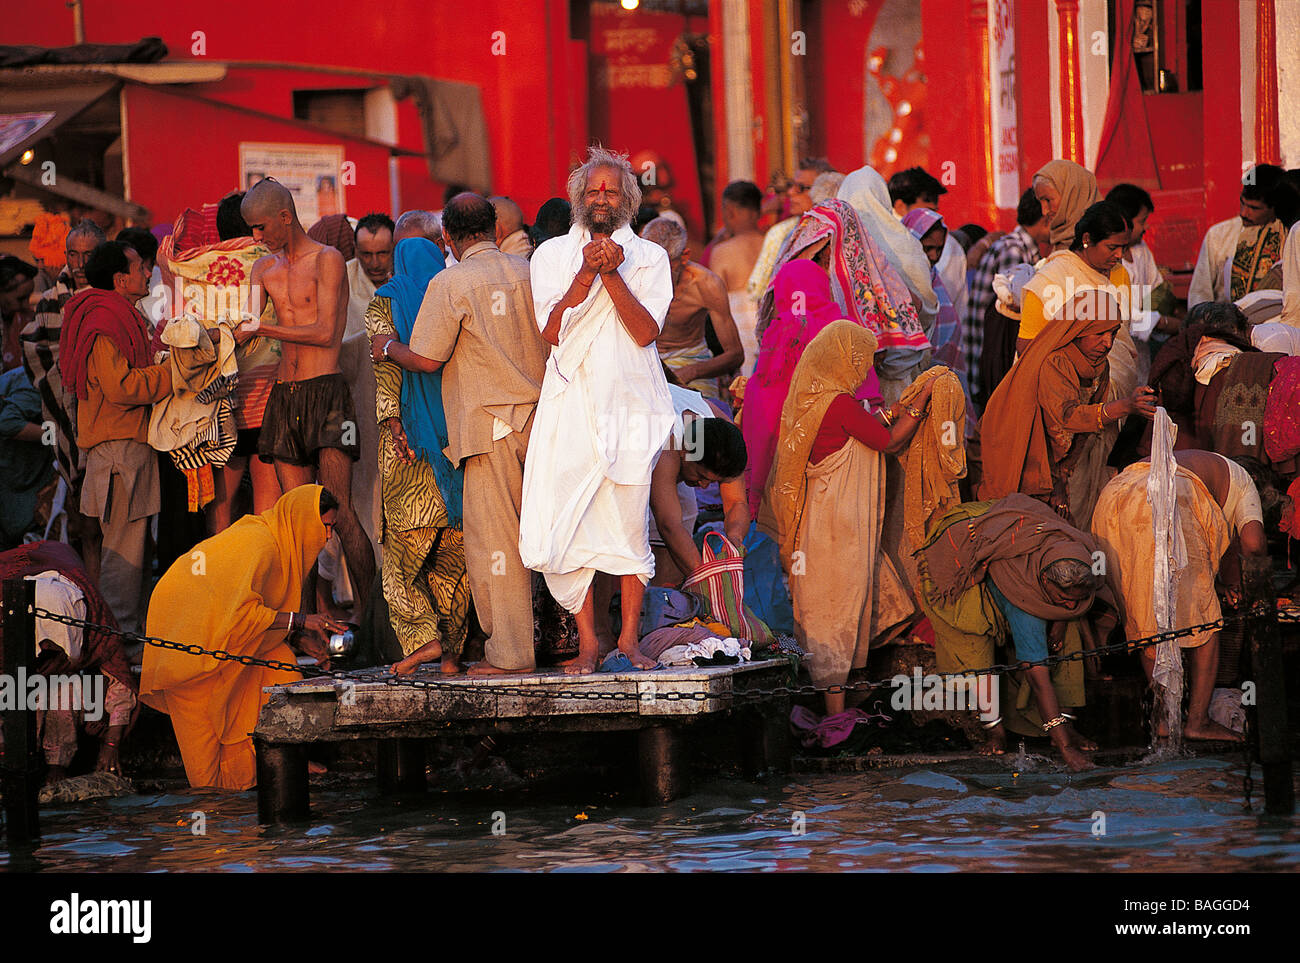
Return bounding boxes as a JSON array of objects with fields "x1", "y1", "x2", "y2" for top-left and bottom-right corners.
[
  {"x1": 81, "y1": 440, "x2": 158, "y2": 635},
  {"x1": 463, "y1": 421, "x2": 535, "y2": 671}
]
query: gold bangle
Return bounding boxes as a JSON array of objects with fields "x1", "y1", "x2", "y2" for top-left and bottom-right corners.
[{"x1": 904, "y1": 404, "x2": 924, "y2": 419}]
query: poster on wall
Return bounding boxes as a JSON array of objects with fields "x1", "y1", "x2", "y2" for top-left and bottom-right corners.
[
  {"x1": 988, "y1": 0, "x2": 1019, "y2": 209},
  {"x1": 238, "y1": 142, "x2": 344, "y2": 227}
]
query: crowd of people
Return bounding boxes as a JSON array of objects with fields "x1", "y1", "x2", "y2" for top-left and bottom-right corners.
[{"x1": 2, "y1": 145, "x2": 1298, "y2": 787}]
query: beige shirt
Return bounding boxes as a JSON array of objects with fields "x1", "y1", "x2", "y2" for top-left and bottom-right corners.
[
  {"x1": 409, "y1": 240, "x2": 548, "y2": 466},
  {"x1": 500, "y1": 229, "x2": 534, "y2": 259}
]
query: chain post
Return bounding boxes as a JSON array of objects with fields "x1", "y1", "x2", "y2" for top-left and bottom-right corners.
[{"x1": 2, "y1": 578, "x2": 40, "y2": 847}]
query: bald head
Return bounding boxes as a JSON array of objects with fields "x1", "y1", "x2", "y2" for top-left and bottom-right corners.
[
  {"x1": 489, "y1": 196, "x2": 525, "y2": 236},
  {"x1": 241, "y1": 179, "x2": 301, "y2": 252},
  {"x1": 242, "y1": 178, "x2": 296, "y2": 221}
]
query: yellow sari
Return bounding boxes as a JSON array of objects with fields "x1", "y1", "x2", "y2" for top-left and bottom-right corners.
[{"x1": 140, "y1": 484, "x2": 327, "y2": 789}]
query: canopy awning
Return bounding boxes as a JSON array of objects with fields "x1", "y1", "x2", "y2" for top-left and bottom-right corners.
[{"x1": 0, "y1": 79, "x2": 116, "y2": 168}]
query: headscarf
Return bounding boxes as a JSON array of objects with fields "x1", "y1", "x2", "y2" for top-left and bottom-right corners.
[
  {"x1": 768, "y1": 320, "x2": 879, "y2": 564},
  {"x1": 28, "y1": 212, "x2": 70, "y2": 270},
  {"x1": 979, "y1": 289, "x2": 1122, "y2": 501},
  {"x1": 919, "y1": 493, "x2": 1118, "y2": 627},
  {"x1": 307, "y1": 213, "x2": 356, "y2": 261},
  {"x1": 901, "y1": 208, "x2": 964, "y2": 372},
  {"x1": 1033, "y1": 160, "x2": 1099, "y2": 250},
  {"x1": 743, "y1": 261, "x2": 882, "y2": 515},
  {"x1": 59, "y1": 288, "x2": 153, "y2": 400},
  {"x1": 374, "y1": 238, "x2": 463, "y2": 526},
  {"x1": 140, "y1": 484, "x2": 329, "y2": 701},
  {"x1": 836, "y1": 165, "x2": 939, "y2": 320},
  {"x1": 757, "y1": 200, "x2": 928, "y2": 361}
]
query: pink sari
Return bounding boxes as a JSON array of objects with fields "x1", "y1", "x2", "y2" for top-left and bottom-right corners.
[{"x1": 742, "y1": 261, "x2": 883, "y2": 515}]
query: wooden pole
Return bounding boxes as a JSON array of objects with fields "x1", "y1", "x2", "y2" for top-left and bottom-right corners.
[
  {"x1": 2, "y1": 578, "x2": 41, "y2": 847},
  {"x1": 1241, "y1": 555, "x2": 1294, "y2": 815},
  {"x1": 254, "y1": 738, "x2": 310, "y2": 823}
]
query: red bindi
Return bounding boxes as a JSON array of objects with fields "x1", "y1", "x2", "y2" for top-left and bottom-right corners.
[{"x1": 598, "y1": 179, "x2": 607, "y2": 191}]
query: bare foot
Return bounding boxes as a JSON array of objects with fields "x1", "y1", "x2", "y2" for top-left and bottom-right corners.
[
  {"x1": 1068, "y1": 726, "x2": 1098, "y2": 752},
  {"x1": 978, "y1": 724, "x2": 1007, "y2": 756},
  {"x1": 440, "y1": 658, "x2": 462, "y2": 675},
  {"x1": 391, "y1": 639, "x2": 442, "y2": 676},
  {"x1": 468, "y1": 662, "x2": 531, "y2": 676},
  {"x1": 1184, "y1": 719, "x2": 1244, "y2": 742},
  {"x1": 1059, "y1": 745, "x2": 1096, "y2": 772},
  {"x1": 562, "y1": 655, "x2": 598, "y2": 675},
  {"x1": 308, "y1": 761, "x2": 328, "y2": 775},
  {"x1": 617, "y1": 635, "x2": 657, "y2": 670}
]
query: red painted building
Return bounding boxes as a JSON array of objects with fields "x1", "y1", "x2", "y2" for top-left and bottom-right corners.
[{"x1": 3, "y1": 0, "x2": 1293, "y2": 284}]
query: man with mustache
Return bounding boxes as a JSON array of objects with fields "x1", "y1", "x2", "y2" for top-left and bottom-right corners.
[{"x1": 521, "y1": 147, "x2": 675, "y2": 674}]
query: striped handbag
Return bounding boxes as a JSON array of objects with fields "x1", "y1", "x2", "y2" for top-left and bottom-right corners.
[{"x1": 681, "y1": 531, "x2": 773, "y2": 644}]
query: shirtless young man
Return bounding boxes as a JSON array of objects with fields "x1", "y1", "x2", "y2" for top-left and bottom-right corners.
[
  {"x1": 640, "y1": 217, "x2": 744, "y2": 400},
  {"x1": 236, "y1": 179, "x2": 375, "y2": 615},
  {"x1": 709, "y1": 182, "x2": 766, "y2": 291}
]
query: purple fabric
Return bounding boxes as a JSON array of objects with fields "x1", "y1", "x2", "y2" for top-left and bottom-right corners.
[
  {"x1": 901, "y1": 208, "x2": 965, "y2": 375},
  {"x1": 639, "y1": 622, "x2": 718, "y2": 660},
  {"x1": 743, "y1": 261, "x2": 883, "y2": 515},
  {"x1": 789, "y1": 705, "x2": 892, "y2": 749}
]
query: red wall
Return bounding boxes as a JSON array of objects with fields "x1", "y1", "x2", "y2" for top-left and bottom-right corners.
[
  {"x1": 9, "y1": 0, "x2": 586, "y2": 226},
  {"x1": 123, "y1": 84, "x2": 394, "y2": 227}
]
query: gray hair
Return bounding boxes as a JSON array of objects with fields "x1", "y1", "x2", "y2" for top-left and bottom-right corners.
[
  {"x1": 66, "y1": 217, "x2": 106, "y2": 250},
  {"x1": 567, "y1": 146, "x2": 641, "y2": 231},
  {"x1": 809, "y1": 171, "x2": 845, "y2": 205},
  {"x1": 1042, "y1": 558, "x2": 1097, "y2": 592},
  {"x1": 640, "y1": 216, "x2": 687, "y2": 260},
  {"x1": 394, "y1": 209, "x2": 443, "y2": 243}
]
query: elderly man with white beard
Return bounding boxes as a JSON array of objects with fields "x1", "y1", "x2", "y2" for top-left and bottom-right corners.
[{"x1": 521, "y1": 147, "x2": 675, "y2": 675}]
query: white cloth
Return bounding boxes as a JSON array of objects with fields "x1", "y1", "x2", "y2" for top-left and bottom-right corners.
[
  {"x1": 1124, "y1": 239, "x2": 1165, "y2": 291},
  {"x1": 1188, "y1": 217, "x2": 1247, "y2": 308},
  {"x1": 1282, "y1": 221, "x2": 1300, "y2": 326},
  {"x1": 936, "y1": 232, "x2": 969, "y2": 324},
  {"x1": 1251, "y1": 321, "x2": 1300, "y2": 354},
  {"x1": 1217, "y1": 453, "x2": 1264, "y2": 538},
  {"x1": 836, "y1": 166, "x2": 939, "y2": 326},
  {"x1": 657, "y1": 636, "x2": 750, "y2": 666},
  {"x1": 520, "y1": 223, "x2": 676, "y2": 613},
  {"x1": 647, "y1": 384, "x2": 714, "y2": 545},
  {"x1": 729, "y1": 290, "x2": 760, "y2": 377},
  {"x1": 1147, "y1": 408, "x2": 1185, "y2": 729},
  {"x1": 27, "y1": 571, "x2": 86, "y2": 660}
]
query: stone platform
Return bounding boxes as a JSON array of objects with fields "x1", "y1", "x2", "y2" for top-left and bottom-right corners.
[{"x1": 252, "y1": 659, "x2": 793, "y2": 821}]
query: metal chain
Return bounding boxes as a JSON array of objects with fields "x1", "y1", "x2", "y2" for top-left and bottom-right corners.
[{"x1": 17, "y1": 602, "x2": 1268, "y2": 705}]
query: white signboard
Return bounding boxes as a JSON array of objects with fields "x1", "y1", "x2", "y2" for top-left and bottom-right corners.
[
  {"x1": 238, "y1": 142, "x2": 345, "y2": 227},
  {"x1": 988, "y1": 0, "x2": 1019, "y2": 209}
]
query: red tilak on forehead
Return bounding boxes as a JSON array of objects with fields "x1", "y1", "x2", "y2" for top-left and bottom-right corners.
[{"x1": 598, "y1": 178, "x2": 607, "y2": 191}]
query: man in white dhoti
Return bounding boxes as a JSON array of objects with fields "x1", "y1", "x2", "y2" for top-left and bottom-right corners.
[{"x1": 521, "y1": 147, "x2": 675, "y2": 674}]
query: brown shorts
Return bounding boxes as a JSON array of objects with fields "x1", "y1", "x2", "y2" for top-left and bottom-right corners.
[{"x1": 258, "y1": 372, "x2": 360, "y2": 466}]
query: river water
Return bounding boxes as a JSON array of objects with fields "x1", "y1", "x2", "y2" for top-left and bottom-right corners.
[{"x1": 4, "y1": 753, "x2": 1298, "y2": 872}]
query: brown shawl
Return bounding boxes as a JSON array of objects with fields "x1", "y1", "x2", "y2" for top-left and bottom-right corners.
[
  {"x1": 918, "y1": 493, "x2": 1118, "y2": 631},
  {"x1": 979, "y1": 290, "x2": 1121, "y2": 502},
  {"x1": 307, "y1": 213, "x2": 356, "y2": 261}
]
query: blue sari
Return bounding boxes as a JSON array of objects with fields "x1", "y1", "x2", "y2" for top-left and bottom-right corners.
[{"x1": 376, "y1": 238, "x2": 463, "y2": 526}]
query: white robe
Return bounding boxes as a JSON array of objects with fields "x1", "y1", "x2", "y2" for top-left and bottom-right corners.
[{"x1": 520, "y1": 223, "x2": 675, "y2": 613}]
